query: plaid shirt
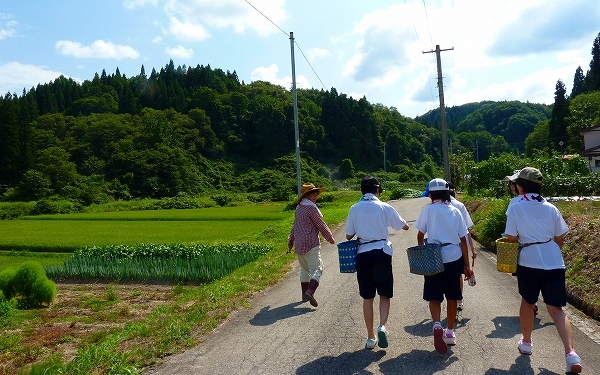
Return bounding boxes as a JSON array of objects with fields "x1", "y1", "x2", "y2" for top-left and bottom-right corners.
[{"x1": 288, "y1": 201, "x2": 334, "y2": 255}]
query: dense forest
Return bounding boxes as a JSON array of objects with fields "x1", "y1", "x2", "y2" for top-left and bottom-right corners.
[{"x1": 1, "y1": 33, "x2": 600, "y2": 204}]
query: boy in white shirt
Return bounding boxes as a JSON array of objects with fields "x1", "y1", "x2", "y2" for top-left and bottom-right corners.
[
  {"x1": 415, "y1": 178, "x2": 472, "y2": 354},
  {"x1": 505, "y1": 167, "x2": 582, "y2": 373}
]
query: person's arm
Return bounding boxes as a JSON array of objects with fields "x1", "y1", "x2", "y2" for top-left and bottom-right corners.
[
  {"x1": 506, "y1": 234, "x2": 518, "y2": 243},
  {"x1": 467, "y1": 229, "x2": 477, "y2": 264},
  {"x1": 310, "y1": 209, "x2": 335, "y2": 244},
  {"x1": 460, "y1": 236, "x2": 472, "y2": 277},
  {"x1": 554, "y1": 235, "x2": 564, "y2": 249},
  {"x1": 346, "y1": 233, "x2": 355, "y2": 240},
  {"x1": 417, "y1": 231, "x2": 425, "y2": 246}
]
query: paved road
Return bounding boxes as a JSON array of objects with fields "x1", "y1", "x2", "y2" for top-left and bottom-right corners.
[{"x1": 146, "y1": 198, "x2": 600, "y2": 375}]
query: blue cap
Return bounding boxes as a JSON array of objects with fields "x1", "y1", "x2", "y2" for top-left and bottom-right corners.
[{"x1": 420, "y1": 184, "x2": 429, "y2": 197}]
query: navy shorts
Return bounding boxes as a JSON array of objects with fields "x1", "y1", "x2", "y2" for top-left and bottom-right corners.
[
  {"x1": 517, "y1": 265, "x2": 567, "y2": 307},
  {"x1": 423, "y1": 257, "x2": 464, "y2": 302},
  {"x1": 356, "y1": 248, "x2": 393, "y2": 299}
]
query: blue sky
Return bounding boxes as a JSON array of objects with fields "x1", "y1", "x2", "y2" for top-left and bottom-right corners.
[{"x1": 1, "y1": 0, "x2": 599, "y2": 118}]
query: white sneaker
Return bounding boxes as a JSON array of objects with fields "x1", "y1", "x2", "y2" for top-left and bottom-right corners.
[
  {"x1": 377, "y1": 325, "x2": 389, "y2": 348},
  {"x1": 365, "y1": 337, "x2": 377, "y2": 350},
  {"x1": 443, "y1": 329, "x2": 456, "y2": 346},
  {"x1": 565, "y1": 352, "x2": 582, "y2": 373},
  {"x1": 517, "y1": 338, "x2": 532, "y2": 355}
]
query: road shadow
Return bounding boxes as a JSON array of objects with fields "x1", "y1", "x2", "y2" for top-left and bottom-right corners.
[
  {"x1": 296, "y1": 350, "x2": 386, "y2": 375},
  {"x1": 249, "y1": 301, "x2": 313, "y2": 326},
  {"x1": 483, "y1": 354, "x2": 561, "y2": 374},
  {"x1": 378, "y1": 349, "x2": 458, "y2": 374},
  {"x1": 486, "y1": 316, "x2": 554, "y2": 339},
  {"x1": 403, "y1": 319, "x2": 433, "y2": 337}
]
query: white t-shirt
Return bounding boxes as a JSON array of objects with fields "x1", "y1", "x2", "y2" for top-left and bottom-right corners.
[
  {"x1": 346, "y1": 195, "x2": 407, "y2": 256},
  {"x1": 414, "y1": 201, "x2": 469, "y2": 263},
  {"x1": 505, "y1": 194, "x2": 568, "y2": 270},
  {"x1": 450, "y1": 196, "x2": 473, "y2": 228},
  {"x1": 506, "y1": 195, "x2": 522, "y2": 214}
]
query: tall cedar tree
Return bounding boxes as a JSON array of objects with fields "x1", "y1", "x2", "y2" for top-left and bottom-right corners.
[
  {"x1": 548, "y1": 79, "x2": 569, "y2": 153},
  {"x1": 571, "y1": 66, "x2": 586, "y2": 98},
  {"x1": 586, "y1": 32, "x2": 600, "y2": 91}
]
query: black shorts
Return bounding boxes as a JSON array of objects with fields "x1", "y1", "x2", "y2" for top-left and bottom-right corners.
[
  {"x1": 517, "y1": 265, "x2": 567, "y2": 307},
  {"x1": 356, "y1": 248, "x2": 393, "y2": 299},
  {"x1": 423, "y1": 257, "x2": 463, "y2": 302}
]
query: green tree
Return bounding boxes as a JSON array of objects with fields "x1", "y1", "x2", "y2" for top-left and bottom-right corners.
[
  {"x1": 566, "y1": 91, "x2": 600, "y2": 152},
  {"x1": 35, "y1": 146, "x2": 79, "y2": 194},
  {"x1": 548, "y1": 80, "x2": 569, "y2": 153},
  {"x1": 525, "y1": 120, "x2": 550, "y2": 157},
  {"x1": 0, "y1": 94, "x2": 23, "y2": 185},
  {"x1": 585, "y1": 32, "x2": 600, "y2": 91},
  {"x1": 571, "y1": 66, "x2": 586, "y2": 98}
]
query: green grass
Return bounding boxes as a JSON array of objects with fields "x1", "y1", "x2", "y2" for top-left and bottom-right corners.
[
  {"x1": 0, "y1": 205, "x2": 291, "y2": 252},
  {"x1": 0, "y1": 251, "x2": 70, "y2": 273},
  {"x1": 0, "y1": 191, "x2": 364, "y2": 374}
]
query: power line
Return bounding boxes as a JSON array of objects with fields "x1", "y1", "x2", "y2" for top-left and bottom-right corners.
[
  {"x1": 244, "y1": 0, "x2": 384, "y2": 150},
  {"x1": 243, "y1": 0, "x2": 289, "y2": 38},
  {"x1": 404, "y1": 0, "x2": 436, "y2": 105}
]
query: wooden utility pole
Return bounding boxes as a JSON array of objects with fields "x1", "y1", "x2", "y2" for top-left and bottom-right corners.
[
  {"x1": 423, "y1": 45, "x2": 453, "y2": 182},
  {"x1": 290, "y1": 32, "x2": 301, "y2": 195}
]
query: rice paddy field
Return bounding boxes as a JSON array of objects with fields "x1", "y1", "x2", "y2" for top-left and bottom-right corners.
[
  {"x1": 0, "y1": 204, "x2": 291, "y2": 270},
  {"x1": 1, "y1": 205, "x2": 290, "y2": 244}
]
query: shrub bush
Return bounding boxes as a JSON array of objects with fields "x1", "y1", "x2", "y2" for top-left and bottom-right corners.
[{"x1": 0, "y1": 262, "x2": 57, "y2": 308}]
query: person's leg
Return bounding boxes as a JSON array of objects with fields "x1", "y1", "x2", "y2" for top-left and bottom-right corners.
[
  {"x1": 363, "y1": 298, "x2": 375, "y2": 339},
  {"x1": 520, "y1": 298, "x2": 535, "y2": 343},
  {"x1": 379, "y1": 296, "x2": 390, "y2": 327},
  {"x1": 297, "y1": 254, "x2": 310, "y2": 283},
  {"x1": 458, "y1": 275, "x2": 464, "y2": 307},
  {"x1": 429, "y1": 300, "x2": 442, "y2": 322},
  {"x1": 446, "y1": 299, "x2": 457, "y2": 329},
  {"x1": 304, "y1": 246, "x2": 324, "y2": 282},
  {"x1": 546, "y1": 305, "x2": 574, "y2": 353}
]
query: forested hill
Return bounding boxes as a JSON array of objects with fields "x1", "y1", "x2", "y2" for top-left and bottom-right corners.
[
  {"x1": 0, "y1": 60, "x2": 545, "y2": 203},
  {"x1": 415, "y1": 101, "x2": 552, "y2": 153}
]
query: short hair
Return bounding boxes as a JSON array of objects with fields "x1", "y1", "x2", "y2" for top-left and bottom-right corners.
[
  {"x1": 515, "y1": 178, "x2": 542, "y2": 194},
  {"x1": 430, "y1": 190, "x2": 451, "y2": 202},
  {"x1": 361, "y1": 175, "x2": 381, "y2": 194}
]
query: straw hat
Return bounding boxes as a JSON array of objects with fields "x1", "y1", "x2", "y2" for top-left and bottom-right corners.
[{"x1": 298, "y1": 183, "x2": 325, "y2": 204}]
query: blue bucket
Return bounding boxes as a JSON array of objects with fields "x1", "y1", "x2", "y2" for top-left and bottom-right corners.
[{"x1": 337, "y1": 240, "x2": 358, "y2": 273}]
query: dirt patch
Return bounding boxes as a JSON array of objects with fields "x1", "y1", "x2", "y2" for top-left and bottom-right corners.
[{"x1": 0, "y1": 282, "x2": 176, "y2": 375}]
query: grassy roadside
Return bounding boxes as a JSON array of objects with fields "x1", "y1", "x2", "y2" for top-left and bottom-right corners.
[{"x1": 0, "y1": 191, "x2": 362, "y2": 375}]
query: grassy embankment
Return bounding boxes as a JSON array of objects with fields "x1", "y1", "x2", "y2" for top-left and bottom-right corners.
[{"x1": 0, "y1": 191, "x2": 360, "y2": 375}]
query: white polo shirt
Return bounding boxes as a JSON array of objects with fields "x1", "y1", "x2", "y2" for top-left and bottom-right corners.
[
  {"x1": 450, "y1": 196, "x2": 473, "y2": 228},
  {"x1": 414, "y1": 201, "x2": 468, "y2": 263},
  {"x1": 505, "y1": 194, "x2": 568, "y2": 270},
  {"x1": 345, "y1": 195, "x2": 407, "y2": 256}
]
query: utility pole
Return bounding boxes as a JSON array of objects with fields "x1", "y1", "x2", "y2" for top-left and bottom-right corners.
[
  {"x1": 423, "y1": 45, "x2": 453, "y2": 182},
  {"x1": 290, "y1": 32, "x2": 301, "y2": 196}
]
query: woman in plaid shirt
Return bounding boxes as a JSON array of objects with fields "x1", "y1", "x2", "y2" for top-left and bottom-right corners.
[{"x1": 288, "y1": 183, "x2": 335, "y2": 307}]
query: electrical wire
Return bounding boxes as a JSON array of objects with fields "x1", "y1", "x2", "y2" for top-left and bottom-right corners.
[{"x1": 244, "y1": 0, "x2": 383, "y2": 149}]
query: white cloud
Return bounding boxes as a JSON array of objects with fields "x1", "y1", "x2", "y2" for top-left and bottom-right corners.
[
  {"x1": 165, "y1": 45, "x2": 193, "y2": 59},
  {"x1": 123, "y1": 0, "x2": 157, "y2": 9},
  {"x1": 152, "y1": 36, "x2": 162, "y2": 43},
  {"x1": 342, "y1": 4, "x2": 425, "y2": 86},
  {"x1": 55, "y1": 40, "x2": 140, "y2": 59},
  {"x1": 0, "y1": 15, "x2": 17, "y2": 40},
  {"x1": 168, "y1": 16, "x2": 210, "y2": 41},
  {"x1": 250, "y1": 64, "x2": 310, "y2": 89},
  {"x1": 0, "y1": 62, "x2": 66, "y2": 95},
  {"x1": 306, "y1": 47, "x2": 329, "y2": 62},
  {"x1": 164, "y1": 0, "x2": 286, "y2": 36}
]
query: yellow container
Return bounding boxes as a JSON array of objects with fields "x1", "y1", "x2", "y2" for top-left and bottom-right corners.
[{"x1": 496, "y1": 238, "x2": 520, "y2": 273}]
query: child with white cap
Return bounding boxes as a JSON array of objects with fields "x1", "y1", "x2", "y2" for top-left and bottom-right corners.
[{"x1": 414, "y1": 178, "x2": 472, "y2": 354}]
